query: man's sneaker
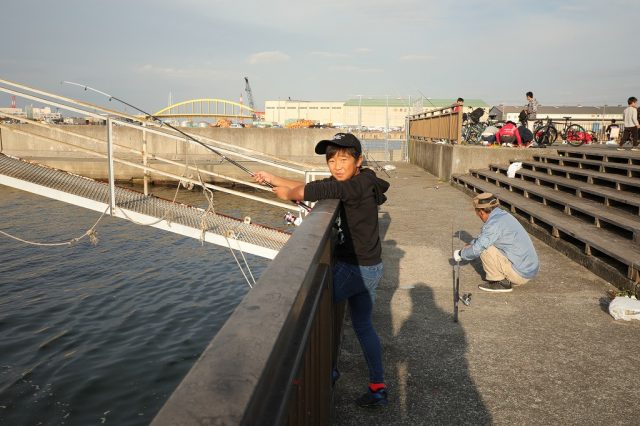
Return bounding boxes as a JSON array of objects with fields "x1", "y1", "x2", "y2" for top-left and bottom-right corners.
[
  {"x1": 356, "y1": 388, "x2": 388, "y2": 408},
  {"x1": 478, "y1": 279, "x2": 513, "y2": 292}
]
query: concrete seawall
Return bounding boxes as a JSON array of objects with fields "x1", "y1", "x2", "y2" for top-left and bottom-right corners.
[
  {"x1": 409, "y1": 138, "x2": 558, "y2": 180},
  {"x1": 0, "y1": 125, "x2": 340, "y2": 182}
]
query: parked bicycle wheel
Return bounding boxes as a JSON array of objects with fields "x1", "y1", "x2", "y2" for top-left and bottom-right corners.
[
  {"x1": 461, "y1": 125, "x2": 471, "y2": 142},
  {"x1": 467, "y1": 128, "x2": 482, "y2": 145},
  {"x1": 565, "y1": 124, "x2": 588, "y2": 146},
  {"x1": 534, "y1": 126, "x2": 558, "y2": 146}
]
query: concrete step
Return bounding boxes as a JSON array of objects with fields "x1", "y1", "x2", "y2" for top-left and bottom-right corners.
[
  {"x1": 452, "y1": 173, "x2": 640, "y2": 285},
  {"x1": 489, "y1": 163, "x2": 640, "y2": 216},
  {"x1": 556, "y1": 147, "x2": 640, "y2": 166},
  {"x1": 512, "y1": 160, "x2": 640, "y2": 193},
  {"x1": 532, "y1": 154, "x2": 640, "y2": 178},
  {"x1": 470, "y1": 168, "x2": 640, "y2": 242}
]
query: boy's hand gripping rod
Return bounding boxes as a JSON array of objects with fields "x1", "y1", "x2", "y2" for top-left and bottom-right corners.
[{"x1": 62, "y1": 81, "x2": 311, "y2": 213}]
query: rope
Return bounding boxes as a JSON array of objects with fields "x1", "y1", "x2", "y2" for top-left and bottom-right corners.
[
  {"x1": 238, "y1": 243, "x2": 257, "y2": 285},
  {"x1": 224, "y1": 235, "x2": 255, "y2": 288},
  {"x1": 116, "y1": 162, "x2": 194, "y2": 227},
  {"x1": 0, "y1": 206, "x2": 109, "y2": 247},
  {"x1": 194, "y1": 164, "x2": 216, "y2": 245},
  {"x1": 190, "y1": 164, "x2": 257, "y2": 288}
]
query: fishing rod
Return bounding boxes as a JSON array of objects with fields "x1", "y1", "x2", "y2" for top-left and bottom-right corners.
[
  {"x1": 61, "y1": 81, "x2": 311, "y2": 212},
  {"x1": 364, "y1": 151, "x2": 391, "y2": 178},
  {"x1": 452, "y1": 225, "x2": 471, "y2": 323}
]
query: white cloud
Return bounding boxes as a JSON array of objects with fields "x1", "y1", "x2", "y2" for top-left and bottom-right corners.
[
  {"x1": 133, "y1": 64, "x2": 238, "y2": 84},
  {"x1": 309, "y1": 51, "x2": 348, "y2": 58},
  {"x1": 328, "y1": 65, "x2": 384, "y2": 73},
  {"x1": 400, "y1": 54, "x2": 435, "y2": 62},
  {"x1": 355, "y1": 48, "x2": 372, "y2": 54},
  {"x1": 135, "y1": 64, "x2": 188, "y2": 77},
  {"x1": 247, "y1": 51, "x2": 291, "y2": 64}
]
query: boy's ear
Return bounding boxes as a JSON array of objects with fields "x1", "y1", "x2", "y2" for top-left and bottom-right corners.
[{"x1": 356, "y1": 155, "x2": 364, "y2": 168}]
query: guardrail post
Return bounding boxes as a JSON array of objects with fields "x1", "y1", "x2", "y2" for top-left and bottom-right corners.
[
  {"x1": 106, "y1": 118, "x2": 116, "y2": 215},
  {"x1": 142, "y1": 122, "x2": 149, "y2": 196}
]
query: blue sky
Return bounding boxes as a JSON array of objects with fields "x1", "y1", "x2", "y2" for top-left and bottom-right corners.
[{"x1": 2, "y1": 0, "x2": 638, "y2": 113}]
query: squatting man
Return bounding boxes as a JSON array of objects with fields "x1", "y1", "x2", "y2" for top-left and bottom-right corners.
[{"x1": 453, "y1": 193, "x2": 540, "y2": 292}]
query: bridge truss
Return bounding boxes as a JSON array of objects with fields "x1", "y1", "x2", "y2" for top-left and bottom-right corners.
[{"x1": 153, "y1": 98, "x2": 255, "y2": 120}]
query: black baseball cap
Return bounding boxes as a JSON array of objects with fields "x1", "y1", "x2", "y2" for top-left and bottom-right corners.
[{"x1": 315, "y1": 133, "x2": 362, "y2": 156}]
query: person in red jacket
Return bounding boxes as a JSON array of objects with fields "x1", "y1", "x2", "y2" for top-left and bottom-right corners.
[{"x1": 495, "y1": 121, "x2": 523, "y2": 146}]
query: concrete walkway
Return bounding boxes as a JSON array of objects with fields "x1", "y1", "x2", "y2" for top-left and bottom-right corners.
[{"x1": 334, "y1": 163, "x2": 640, "y2": 425}]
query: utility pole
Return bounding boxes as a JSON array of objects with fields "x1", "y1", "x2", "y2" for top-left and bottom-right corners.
[
  {"x1": 385, "y1": 95, "x2": 389, "y2": 134},
  {"x1": 358, "y1": 94, "x2": 362, "y2": 129}
]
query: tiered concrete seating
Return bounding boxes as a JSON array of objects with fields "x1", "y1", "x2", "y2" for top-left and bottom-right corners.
[{"x1": 452, "y1": 147, "x2": 640, "y2": 291}]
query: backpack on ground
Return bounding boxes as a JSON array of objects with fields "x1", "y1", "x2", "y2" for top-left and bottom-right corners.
[
  {"x1": 469, "y1": 108, "x2": 484, "y2": 124},
  {"x1": 518, "y1": 110, "x2": 528, "y2": 124},
  {"x1": 518, "y1": 126, "x2": 533, "y2": 143}
]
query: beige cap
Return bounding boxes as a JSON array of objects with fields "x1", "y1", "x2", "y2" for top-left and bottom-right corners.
[{"x1": 473, "y1": 192, "x2": 499, "y2": 209}]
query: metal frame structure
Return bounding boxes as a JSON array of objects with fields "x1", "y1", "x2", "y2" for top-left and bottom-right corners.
[{"x1": 0, "y1": 79, "x2": 329, "y2": 258}]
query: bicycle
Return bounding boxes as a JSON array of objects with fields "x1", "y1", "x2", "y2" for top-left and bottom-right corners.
[
  {"x1": 460, "y1": 108, "x2": 486, "y2": 144},
  {"x1": 533, "y1": 116, "x2": 589, "y2": 147}
]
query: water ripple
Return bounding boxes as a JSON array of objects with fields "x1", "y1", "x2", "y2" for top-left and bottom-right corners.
[{"x1": 0, "y1": 185, "x2": 287, "y2": 425}]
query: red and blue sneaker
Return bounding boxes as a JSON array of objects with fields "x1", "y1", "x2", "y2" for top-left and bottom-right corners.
[{"x1": 356, "y1": 384, "x2": 388, "y2": 408}]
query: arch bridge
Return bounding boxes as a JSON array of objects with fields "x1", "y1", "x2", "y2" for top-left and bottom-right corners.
[{"x1": 153, "y1": 98, "x2": 255, "y2": 120}]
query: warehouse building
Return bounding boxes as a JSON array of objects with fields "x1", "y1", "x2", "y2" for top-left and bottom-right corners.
[{"x1": 265, "y1": 98, "x2": 489, "y2": 129}]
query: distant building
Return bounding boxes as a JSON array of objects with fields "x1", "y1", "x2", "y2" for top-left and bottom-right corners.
[
  {"x1": 265, "y1": 100, "x2": 345, "y2": 127},
  {"x1": 265, "y1": 98, "x2": 489, "y2": 129},
  {"x1": 0, "y1": 107, "x2": 25, "y2": 122},
  {"x1": 25, "y1": 105, "x2": 62, "y2": 122}
]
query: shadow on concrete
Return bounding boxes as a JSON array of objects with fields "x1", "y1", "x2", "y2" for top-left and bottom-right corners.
[
  {"x1": 334, "y1": 229, "x2": 491, "y2": 425},
  {"x1": 456, "y1": 230, "x2": 475, "y2": 245}
]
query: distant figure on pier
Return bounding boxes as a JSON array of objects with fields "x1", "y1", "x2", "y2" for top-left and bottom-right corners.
[
  {"x1": 618, "y1": 97, "x2": 639, "y2": 151},
  {"x1": 495, "y1": 121, "x2": 523, "y2": 147},
  {"x1": 254, "y1": 133, "x2": 391, "y2": 407},
  {"x1": 453, "y1": 193, "x2": 539, "y2": 292},
  {"x1": 524, "y1": 91, "x2": 539, "y2": 132},
  {"x1": 606, "y1": 119, "x2": 620, "y2": 141},
  {"x1": 453, "y1": 97, "x2": 464, "y2": 113}
]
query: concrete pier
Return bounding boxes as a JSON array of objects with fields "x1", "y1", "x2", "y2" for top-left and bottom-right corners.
[{"x1": 334, "y1": 163, "x2": 639, "y2": 425}]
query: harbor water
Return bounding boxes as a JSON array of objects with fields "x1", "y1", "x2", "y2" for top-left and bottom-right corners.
[{"x1": 0, "y1": 184, "x2": 289, "y2": 425}]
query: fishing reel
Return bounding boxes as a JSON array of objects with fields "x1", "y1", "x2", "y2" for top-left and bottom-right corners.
[{"x1": 284, "y1": 211, "x2": 302, "y2": 226}]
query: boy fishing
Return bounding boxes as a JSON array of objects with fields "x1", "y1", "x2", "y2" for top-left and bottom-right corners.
[{"x1": 254, "y1": 133, "x2": 391, "y2": 407}]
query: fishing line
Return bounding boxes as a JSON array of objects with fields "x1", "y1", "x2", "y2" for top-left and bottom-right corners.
[{"x1": 61, "y1": 81, "x2": 311, "y2": 213}]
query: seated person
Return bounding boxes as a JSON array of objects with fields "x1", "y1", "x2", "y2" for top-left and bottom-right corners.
[
  {"x1": 453, "y1": 193, "x2": 539, "y2": 292},
  {"x1": 495, "y1": 121, "x2": 523, "y2": 146},
  {"x1": 606, "y1": 119, "x2": 620, "y2": 140}
]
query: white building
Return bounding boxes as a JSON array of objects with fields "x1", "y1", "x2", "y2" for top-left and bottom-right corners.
[
  {"x1": 265, "y1": 98, "x2": 489, "y2": 129},
  {"x1": 25, "y1": 105, "x2": 62, "y2": 122},
  {"x1": 264, "y1": 100, "x2": 345, "y2": 126}
]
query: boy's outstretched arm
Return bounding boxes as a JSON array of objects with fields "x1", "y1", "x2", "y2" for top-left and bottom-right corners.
[
  {"x1": 254, "y1": 171, "x2": 304, "y2": 189},
  {"x1": 273, "y1": 184, "x2": 305, "y2": 201}
]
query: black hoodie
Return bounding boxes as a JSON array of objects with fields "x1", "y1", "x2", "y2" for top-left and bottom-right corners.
[{"x1": 304, "y1": 168, "x2": 390, "y2": 266}]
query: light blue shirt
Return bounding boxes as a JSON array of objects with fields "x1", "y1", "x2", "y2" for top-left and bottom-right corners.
[{"x1": 460, "y1": 208, "x2": 539, "y2": 279}]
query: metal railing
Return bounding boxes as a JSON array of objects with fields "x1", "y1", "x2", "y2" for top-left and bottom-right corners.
[
  {"x1": 0, "y1": 79, "x2": 323, "y2": 212},
  {"x1": 151, "y1": 199, "x2": 343, "y2": 426},
  {"x1": 361, "y1": 139, "x2": 407, "y2": 162},
  {"x1": 408, "y1": 106, "x2": 463, "y2": 143}
]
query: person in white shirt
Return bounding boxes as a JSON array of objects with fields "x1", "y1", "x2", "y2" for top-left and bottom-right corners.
[{"x1": 619, "y1": 96, "x2": 639, "y2": 151}]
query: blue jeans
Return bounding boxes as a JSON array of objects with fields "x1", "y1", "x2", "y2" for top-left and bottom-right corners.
[{"x1": 333, "y1": 261, "x2": 384, "y2": 383}]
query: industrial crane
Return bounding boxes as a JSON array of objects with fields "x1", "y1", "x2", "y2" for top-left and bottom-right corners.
[{"x1": 244, "y1": 77, "x2": 256, "y2": 118}]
